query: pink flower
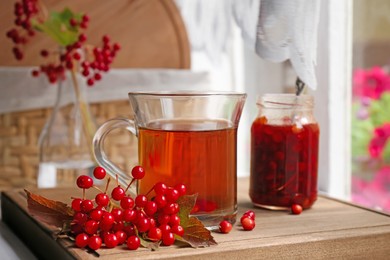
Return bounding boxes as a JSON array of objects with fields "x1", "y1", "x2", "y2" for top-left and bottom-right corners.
[
  {"x1": 368, "y1": 123, "x2": 390, "y2": 159},
  {"x1": 352, "y1": 166, "x2": 390, "y2": 213},
  {"x1": 353, "y1": 66, "x2": 390, "y2": 100}
]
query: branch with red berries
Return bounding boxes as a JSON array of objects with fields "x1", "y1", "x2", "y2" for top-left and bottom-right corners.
[
  {"x1": 25, "y1": 165, "x2": 218, "y2": 254},
  {"x1": 6, "y1": 1, "x2": 121, "y2": 87}
]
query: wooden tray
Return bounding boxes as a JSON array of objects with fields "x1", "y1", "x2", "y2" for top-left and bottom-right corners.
[{"x1": 2, "y1": 178, "x2": 390, "y2": 259}]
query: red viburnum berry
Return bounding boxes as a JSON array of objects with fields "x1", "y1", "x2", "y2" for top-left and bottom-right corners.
[
  {"x1": 77, "y1": 175, "x2": 93, "y2": 189},
  {"x1": 291, "y1": 204, "x2": 303, "y2": 215},
  {"x1": 93, "y1": 166, "x2": 106, "y2": 179},
  {"x1": 127, "y1": 235, "x2": 140, "y2": 250},
  {"x1": 219, "y1": 220, "x2": 232, "y2": 234},
  {"x1": 241, "y1": 217, "x2": 255, "y2": 231},
  {"x1": 111, "y1": 186, "x2": 125, "y2": 201},
  {"x1": 131, "y1": 165, "x2": 145, "y2": 179},
  {"x1": 75, "y1": 233, "x2": 89, "y2": 248}
]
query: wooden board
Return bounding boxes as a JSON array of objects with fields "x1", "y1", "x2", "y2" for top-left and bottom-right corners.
[
  {"x1": 0, "y1": 0, "x2": 190, "y2": 68},
  {"x1": 2, "y1": 178, "x2": 390, "y2": 259}
]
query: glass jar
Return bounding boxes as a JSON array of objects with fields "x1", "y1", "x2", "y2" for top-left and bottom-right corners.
[{"x1": 249, "y1": 94, "x2": 320, "y2": 210}]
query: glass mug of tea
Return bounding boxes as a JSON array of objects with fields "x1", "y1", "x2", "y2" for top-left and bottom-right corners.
[{"x1": 93, "y1": 91, "x2": 246, "y2": 228}]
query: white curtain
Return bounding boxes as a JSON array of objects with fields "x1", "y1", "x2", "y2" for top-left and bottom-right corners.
[{"x1": 175, "y1": 0, "x2": 321, "y2": 89}]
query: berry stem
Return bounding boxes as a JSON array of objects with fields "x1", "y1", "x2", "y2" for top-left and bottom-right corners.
[
  {"x1": 145, "y1": 185, "x2": 154, "y2": 196},
  {"x1": 124, "y1": 179, "x2": 135, "y2": 193},
  {"x1": 104, "y1": 176, "x2": 111, "y2": 193},
  {"x1": 92, "y1": 185, "x2": 104, "y2": 193}
]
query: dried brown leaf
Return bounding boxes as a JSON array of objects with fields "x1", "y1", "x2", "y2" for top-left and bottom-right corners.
[{"x1": 24, "y1": 189, "x2": 74, "y2": 228}]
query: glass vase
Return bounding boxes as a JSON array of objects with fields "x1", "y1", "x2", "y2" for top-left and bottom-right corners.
[{"x1": 37, "y1": 76, "x2": 97, "y2": 188}]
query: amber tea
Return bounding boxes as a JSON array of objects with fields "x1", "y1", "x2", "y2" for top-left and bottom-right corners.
[
  {"x1": 93, "y1": 91, "x2": 246, "y2": 228},
  {"x1": 138, "y1": 119, "x2": 237, "y2": 223}
]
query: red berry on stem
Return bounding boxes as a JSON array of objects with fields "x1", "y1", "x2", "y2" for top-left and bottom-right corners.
[
  {"x1": 148, "y1": 217, "x2": 156, "y2": 229},
  {"x1": 291, "y1": 204, "x2": 303, "y2": 215},
  {"x1": 101, "y1": 212, "x2": 115, "y2": 227},
  {"x1": 123, "y1": 209, "x2": 136, "y2": 222},
  {"x1": 40, "y1": 49, "x2": 49, "y2": 57},
  {"x1": 87, "y1": 78, "x2": 94, "y2": 86},
  {"x1": 154, "y1": 182, "x2": 167, "y2": 195},
  {"x1": 158, "y1": 224, "x2": 171, "y2": 234},
  {"x1": 171, "y1": 225, "x2": 184, "y2": 237},
  {"x1": 135, "y1": 194, "x2": 148, "y2": 208},
  {"x1": 153, "y1": 194, "x2": 167, "y2": 209},
  {"x1": 95, "y1": 193, "x2": 109, "y2": 207},
  {"x1": 111, "y1": 208, "x2": 123, "y2": 222},
  {"x1": 73, "y1": 212, "x2": 88, "y2": 225},
  {"x1": 127, "y1": 235, "x2": 140, "y2": 250},
  {"x1": 137, "y1": 217, "x2": 150, "y2": 233},
  {"x1": 131, "y1": 166, "x2": 145, "y2": 179},
  {"x1": 115, "y1": 230, "x2": 127, "y2": 245},
  {"x1": 93, "y1": 166, "x2": 106, "y2": 179},
  {"x1": 145, "y1": 201, "x2": 157, "y2": 216},
  {"x1": 241, "y1": 217, "x2": 255, "y2": 231},
  {"x1": 76, "y1": 175, "x2": 93, "y2": 189},
  {"x1": 71, "y1": 223, "x2": 83, "y2": 235},
  {"x1": 90, "y1": 209, "x2": 104, "y2": 221},
  {"x1": 162, "y1": 232, "x2": 175, "y2": 246},
  {"x1": 84, "y1": 220, "x2": 99, "y2": 235},
  {"x1": 94, "y1": 73, "x2": 102, "y2": 81},
  {"x1": 120, "y1": 196, "x2": 135, "y2": 209},
  {"x1": 69, "y1": 18, "x2": 78, "y2": 27},
  {"x1": 169, "y1": 214, "x2": 180, "y2": 226},
  {"x1": 82, "y1": 14, "x2": 90, "y2": 23},
  {"x1": 242, "y1": 210, "x2": 256, "y2": 220},
  {"x1": 163, "y1": 202, "x2": 179, "y2": 215},
  {"x1": 148, "y1": 227, "x2": 162, "y2": 241},
  {"x1": 219, "y1": 220, "x2": 232, "y2": 234},
  {"x1": 104, "y1": 233, "x2": 119, "y2": 248},
  {"x1": 113, "y1": 43, "x2": 121, "y2": 51},
  {"x1": 123, "y1": 225, "x2": 136, "y2": 237},
  {"x1": 88, "y1": 235, "x2": 102, "y2": 250},
  {"x1": 71, "y1": 198, "x2": 83, "y2": 211},
  {"x1": 174, "y1": 183, "x2": 187, "y2": 196},
  {"x1": 165, "y1": 188, "x2": 179, "y2": 202},
  {"x1": 78, "y1": 33, "x2": 87, "y2": 42},
  {"x1": 81, "y1": 199, "x2": 94, "y2": 213},
  {"x1": 158, "y1": 214, "x2": 170, "y2": 225},
  {"x1": 31, "y1": 70, "x2": 39, "y2": 77},
  {"x1": 75, "y1": 233, "x2": 89, "y2": 248},
  {"x1": 111, "y1": 186, "x2": 125, "y2": 201},
  {"x1": 112, "y1": 221, "x2": 125, "y2": 232}
]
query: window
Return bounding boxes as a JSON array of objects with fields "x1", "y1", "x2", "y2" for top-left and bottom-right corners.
[{"x1": 350, "y1": 0, "x2": 390, "y2": 213}]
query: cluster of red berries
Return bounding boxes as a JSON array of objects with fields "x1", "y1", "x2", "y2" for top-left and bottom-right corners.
[
  {"x1": 218, "y1": 210, "x2": 256, "y2": 234},
  {"x1": 6, "y1": 0, "x2": 39, "y2": 60},
  {"x1": 71, "y1": 165, "x2": 187, "y2": 251},
  {"x1": 31, "y1": 33, "x2": 120, "y2": 85},
  {"x1": 6, "y1": 1, "x2": 120, "y2": 86}
]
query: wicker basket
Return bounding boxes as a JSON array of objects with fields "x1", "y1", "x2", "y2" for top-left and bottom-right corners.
[{"x1": 0, "y1": 100, "x2": 138, "y2": 190}]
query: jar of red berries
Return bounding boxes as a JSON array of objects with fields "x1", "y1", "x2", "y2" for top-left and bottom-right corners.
[{"x1": 249, "y1": 94, "x2": 320, "y2": 210}]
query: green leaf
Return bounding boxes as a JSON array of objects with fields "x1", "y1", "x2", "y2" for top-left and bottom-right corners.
[
  {"x1": 32, "y1": 8, "x2": 82, "y2": 46},
  {"x1": 177, "y1": 194, "x2": 217, "y2": 248}
]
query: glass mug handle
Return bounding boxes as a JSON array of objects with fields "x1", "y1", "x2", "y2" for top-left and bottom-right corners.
[{"x1": 93, "y1": 117, "x2": 137, "y2": 196}]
